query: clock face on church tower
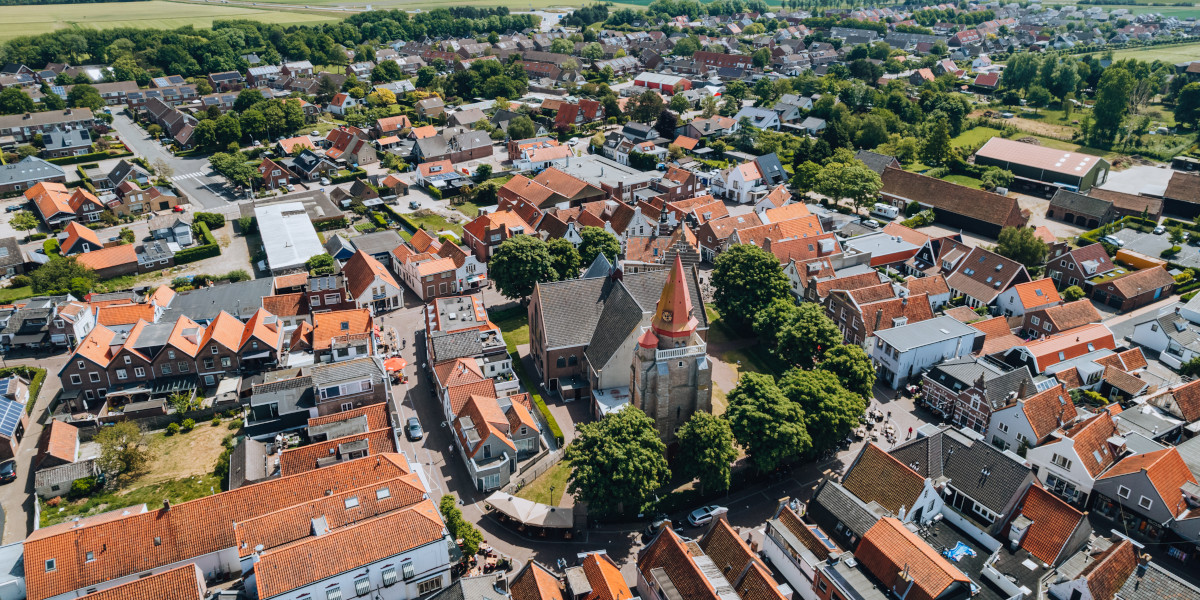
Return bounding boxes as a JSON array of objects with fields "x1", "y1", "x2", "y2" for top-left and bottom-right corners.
[{"x1": 662, "y1": 310, "x2": 673, "y2": 322}]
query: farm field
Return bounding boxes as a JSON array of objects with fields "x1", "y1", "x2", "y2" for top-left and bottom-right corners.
[
  {"x1": 1085, "y1": 41, "x2": 1200, "y2": 63},
  {"x1": 0, "y1": 1, "x2": 338, "y2": 40},
  {"x1": 1038, "y1": 1, "x2": 1200, "y2": 17}
]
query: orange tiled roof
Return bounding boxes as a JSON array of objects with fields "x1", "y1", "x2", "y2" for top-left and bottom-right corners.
[
  {"x1": 579, "y1": 552, "x2": 633, "y2": 600},
  {"x1": 533, "y1": 167, "x2": 592, "y2": 198},
  {"x1": 1011, "y1": 485, "x2": 1085, "y2": 565},
  {"x1": 166, "y1": 315, "x2": 202, "y2": 357},
  {"x1": 883, "y1": 221, "x2": 931, "y2": 246},
  {"x1": 26, "y1": 181, "x2": 72, "y2": 218},
  {"x1": 36, "y1": 420, "x2": 76, "y2": 465},
  {"x1": 1014, "y1": 278, "x2": 1062, "y2": 309},
  {"x1": 411, "y1": 125, "x2": 437, "y2": 139},
  {"x1": 63, "y1": 221, "x2": 102, "y2": 253},
  {"x1": 1098, "y1": 448, "x2": 1197, "y2": 516},
  {"x1": 1080, "y1": 540, "x2": 1137, "y2": 600},
  {"x1": 456, "y1": 395, "x2": 515, "y2": 458},
  {"x1": 252, "y1": 499, "x2": 444, "y2": 599},
  {"x1": 70, "y1": 324, "x2": 117, "y2": 368},
  {"x1": 843, "y1": 443, "x2": 926, "y2": 514},
  {"x1": 699, "y1": 519, "x2": 763, "y2": 591},
  {"x1": 240, "y1": 307, "x2": 281, "y2": 351},
  {"x1": 150, "y1": 286, "x2": 175, "y2": 308},
  {"x1": 200, "y1": 311, "x2": 244, "y2": 352},
  {"x1": 307, "y1": 403, "x2": 389, "y2": 431},
  {"x1": 342, "y1": 250, "x2": 400, "y2": 299},
  {"x1": 410, "y1": 228, "x2": 440, "y2": 253},
  {"x1": 434, "y1": 357, "x2": 485, "y2": 389},
  {"x1": 73, "y1": 244, "x2": 136, "y2": 272},
  {"x1": 1061, "y1": 412, "x2": 1119, "y2": 477},
  {"x1": 638, "y1": 528, "x2": 720, "y2": 600},
  {"x1": 94, "y1": 303, "x2": 154, "y2": 327},
  {"x1": 856, "y1": 518, "x2": 971, "y2": 600},
  {"x1": 310, "y1": 308, "x2": 372, "y2": 352},
  {"x1": 1022, "y1": 323, "x2": 1115, "y2": 371},
  {"x1": 446, "y1": 380, "x2": 497, "y2": 417},
  {"x1": 278, "y1": 428, "x2": 397, "y2": 475},
  {"x1": 76, "y1": 564, "x2": 204, "y2": 600},
  {"x1": 1021, "y1": 384, "x2": 1076, "y2": 442},
  {"x1": 273, "y1": 272, "x2": 308, "y2": 290},
  {"x1": 507, "y1": 396, "x2": 538, "y2": 433},
  {"x1": 23, "y1": 454, "x2": 412, "y2": 600},
  {"x1": 673, "y1": 135, "x2": 698, "y2": 150},
  {"x1": 262, "y1": 293, "x2": 306, "y2": 318},
  {"x1": 511, "y1": 561, "x2": 566, "y2": 600}
]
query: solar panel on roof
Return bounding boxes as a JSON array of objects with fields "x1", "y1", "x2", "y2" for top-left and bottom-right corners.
[
  {"x1": 0, "y1": 400, "x2": 23, "y2": 438},
  {"x1": 0, "y1": 379, "x2": 9, "y2": 396}
]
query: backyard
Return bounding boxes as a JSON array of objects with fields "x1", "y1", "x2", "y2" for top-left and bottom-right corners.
[{"x1": 40, "y1": 422, "x2": 233, "y2": 527}]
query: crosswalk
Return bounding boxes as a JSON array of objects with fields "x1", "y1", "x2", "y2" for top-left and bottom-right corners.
[{"x1": 171, "y1": 171, "x2": 208, "y2": 182}]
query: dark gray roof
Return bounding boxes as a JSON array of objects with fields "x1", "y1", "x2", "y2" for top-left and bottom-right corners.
[
  {"x1": 581, "y1": 252, "x2": 612, "y2": 279},
  {"x1": 34, "y1": 458, "x2": 97, "y2": 490},
  {"x1": 352, "y1": 230, "x2": 404, "y2": 258},
  {"x1": 1049, "y1": 189, "x2": 1113, "y2": 219},
  {"x1": 416, "y1": 135, "x2": 450, "y2": 158},
  {"x1": 1113, "y1": 561, "x2": 1200, "y2": 600},
  {"x1": 325, "y1": 234, "x2": 355, "y2": 258},
  {"x1": 0, "y1": 238, "x2": 21, "y2": 269},
  {"x1": 130, "y1": 322, "x2": 175, "y2": 351},
  {"x1": 926, "y1": 356, "x2": 1035, "y2": 409},
  {"x1": 137, "y1": 240, "x2": 174, "y2": 265},
  {"x1": 430, "y1": 329, "x2": 484, "y2": 363},
  {"x1": 163, "y1": 277, "x2": 275, "y2": 323},
  {"x1": 0, "y1": 156, "x2": 64, "y2": 186},
  {"x1": 584, "y1": 283, "x2": 646, "y2": 369},
  {"x1": 1176, "y1": 435, "x2": 1200, "y2": 476},
  {"x1": 755, "y1": 152, "x2": 787, "y2": 186},
  {"x1": 228, "y1": 437, "x2": 268, "y2": 490},
  {"x1": 890, "y1": 426, "x2": 1033, "y2": 514},
  {"x1": 44, "y1": 128, "x2": 90, "y2": 151},
  {"x1": 808, "y1": 480, "x2": 888, "y2": 541},
  {"x1": 855, "y1": 150, "x2": 899, "y2": 176},
  {"x1": 427, "y1": 575, "x2": 509, "y2": 600},
  {"x1": 308, "y1": 357, "x2": 384, "y2": 388}
]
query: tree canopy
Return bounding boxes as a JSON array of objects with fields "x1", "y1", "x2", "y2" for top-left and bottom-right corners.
[
  {"x1": 577, "y1": 226, "x2": 620, "y2": 266},
  {"x1": 565, "y1": 407, "x2": 670, "y2": 515},
  {"x1": 489, "y1": 234, "x2": 557, "y2": 300},
  {"x1": 95, "y1": 421, "x2": 149, "y2": 486},
  {"x1": 778, "y1": 368, "x2": 867, "y2": 453},
  {"x1": 675, "y1": 411, "x2": 738, "y2": 495},
  {"x1": 818, "y1": 344, "x2": 876, "y2": 398},
  {"x1": 995, "y1": 226, "x2": 1048, "y2": 271},
  {"x1": 726, "y1": 373, "x2": 810, "y2": 473},
  {"x1": 712, "y1": 244, "x2": 791, "y2": 329}
]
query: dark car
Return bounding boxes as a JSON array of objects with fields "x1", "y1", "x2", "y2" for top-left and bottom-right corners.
[
  {"x1": 406, "y1": 416, "x2": 423, "y2": 441},
  {"x1": 0, "y1": 460, "x2": 16, "y2": 484},
  {"x1": 5, "y1": 205, "x2": 22, "y2": 213}
]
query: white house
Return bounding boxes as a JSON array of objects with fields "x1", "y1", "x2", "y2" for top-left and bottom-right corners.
[
  {"x1": 985, "y1": 383, "x2": 1075, "y2": 453},
  {"x1": 995, "y1": 278, "x2": 1062, "y2": 318},
  {"x1": 723, "y1": 162, "x2": 765, "y2": 205},
  {"x1": 342, "y1": 250, "x2": 404, "y2": 313},
  {"x1": 868, "y1": 316, "x2": 980, "y2": 388},
  {"x1": 732, "y1": 106, "x2": 781, "y2": 131},
  {"x1": 514, "y1": 144, "x2": 572, "y2": 172},
  {"x1": 328, "y1": 92, "x2": 359, "y2": 116},
  {"x1": 1130, "y1": 308, "x2": 1200, "y2": 370},
  {"x1": 1025, "y1": 410, "x2": 1120, "y2": 506}
]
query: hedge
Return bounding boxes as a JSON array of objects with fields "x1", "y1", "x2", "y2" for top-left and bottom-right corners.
[
  {"x1": 330, "y1": 169, "x2": 368, "y2": 185},
  {"x1": 174, "y1": 243, "x2": 220, "y2": 264},
  {"x1": 379, "y1": 203, "x2": 420, "y2": 235},
  {"x1": 47, "y1": 150, "x2": 133, "y2": 166},
  {"x1": 196, "y1": 221, "x2": 217, "y2": 246},
  {"x1": 508, "y1": 351, "x2": 564, "y2": 446},
  {"x1": 315, "y1": 217, "x2": 349, "y2": 231},
  {"x1": 0, "y1": 366, "x2": 47, "y2": 415},
  {"x1": 43, "y1": 239, "x2": 59, "y2": 255}
]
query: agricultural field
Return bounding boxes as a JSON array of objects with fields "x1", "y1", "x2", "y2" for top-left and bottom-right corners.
[
  {"x1": 1085, "y1": 41, "x2": 1200, "y2": 63},
  {"x1": 0, "y1": 1, "x2": 339, "y2": 40}
]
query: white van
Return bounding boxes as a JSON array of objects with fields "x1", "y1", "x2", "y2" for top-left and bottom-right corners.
[{"x1": 871, "y1": 203, "x2": 899, "y2": 220}]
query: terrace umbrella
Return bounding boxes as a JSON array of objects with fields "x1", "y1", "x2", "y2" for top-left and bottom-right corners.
[{"x1": 383, "y1": 357, "x2": 407, "y2": 372}]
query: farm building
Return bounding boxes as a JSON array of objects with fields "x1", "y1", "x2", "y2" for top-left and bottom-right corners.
[
  {"x1": 632, "y1": 72, "x2": 691, "y2": 95},
  {"x1": 974, "y1": 137, "x2": 1109, "y2": 194}
]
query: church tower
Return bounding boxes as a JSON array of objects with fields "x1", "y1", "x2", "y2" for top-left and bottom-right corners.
[{"x1": 631, "y1": 256, "x2": 712, "y2": 443}]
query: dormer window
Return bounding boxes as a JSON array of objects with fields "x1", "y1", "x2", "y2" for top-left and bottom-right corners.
[{"x1": 211, "y1": 345, "x2": 218, "y2": 354}]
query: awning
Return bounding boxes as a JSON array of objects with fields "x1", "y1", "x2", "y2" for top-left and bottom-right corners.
[
  {"x1": 243, "y1": 351, "x2": 270, "y2": 360},
  {"x1": 383, "y1": 357, "x2": 407, "y2": 372},
  {"x1": 486, "y1": 492, "x2": 573, "y2": 529},
  {"x1": 467, "y1": 274, "x2": 486, "y2": 283}
]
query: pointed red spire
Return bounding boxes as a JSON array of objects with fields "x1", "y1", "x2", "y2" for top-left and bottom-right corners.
[{"x1": 651, "y1": 256, "x2": 699, "y2": 338}]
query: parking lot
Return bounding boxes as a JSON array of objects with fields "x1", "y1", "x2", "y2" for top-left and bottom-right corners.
[{"x1": 1109, "y1": 225, "x2": 1200, "y2": 270}]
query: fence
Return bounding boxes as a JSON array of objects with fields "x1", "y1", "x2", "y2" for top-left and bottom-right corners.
[
  {"x1": 503, "y1": 448, "x2": 564, "y2": 495},
  {"x1": 74, "y1": 404, "x2": 225, "y2": 442}
]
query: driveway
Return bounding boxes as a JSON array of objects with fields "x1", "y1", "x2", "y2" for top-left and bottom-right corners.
[
  {"x1": 1110, "y1": 225, "x2": 1200, "y2": 270},
  {"x1": 0, "y1": 353, "x2": 67, "y2": 545},
  {"x1": 108, "y1": 110, "x2": 235, "y2": 210}
]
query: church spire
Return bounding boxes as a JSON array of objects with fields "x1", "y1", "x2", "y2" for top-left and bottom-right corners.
[{"x1": 651, "y1": 256, "x2": 699, "y2": 338}]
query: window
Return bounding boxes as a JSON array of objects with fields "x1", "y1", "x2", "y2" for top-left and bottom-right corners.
[
  {"x1": 382, "y1": 566, "x2": 398, "y2": 586},
  {"x1": 1118, "y1": 485, "x2": 1131, "y2": 499},
  {"x1": 1139, "y1": 496, "x2": 1153, "y2": 509},
  {"x1": 418, "y1": 579, "x2": 443, "y2": 595},
  {"x1": 818, "y1": 580, "x2": 828, "y2": 592},
  {"x1": 134, "y1": 367, "x2": 145, "y2": 377},
  {"x1": 568, "y1": 355, "x2": 577, "y2": 366},
  {"x1": 998, "y1": 422, "x2": 1009, "y2": 433},
  {"x1": 311, "y1": 295, "x2": 321, "y2": 306},
  {"x1": 326, "y1": 587, "x2": 342, "y2": 600},
  {"x1": 344, "y1": 496, "x2": 359, "y2": 509},
  {"x1": 326, "y1": 293, "x2": 340, "y2": 304},
  {"x1": 556, "y1": 356, "x2": 566, "y2": 368},
  {"x1": 1052, "y1": 454, "x2": 1072, "y2": 469},
  {"x1": 85, "y1": 552, "x2": 93, "y2": 562},
  {"x1": 70, "y1": 374, "x2": 81, "y2": 384},
  {"x1": 355, "y1": 577, "x2": 371, "y2": 596},
  {"x1": 1044, "y1": 322, "x2": 1052, "y2": 331},
  {"x1": 1030, "y1": 316, "x2": 1040, "y2": 326},
  {"x1": 45, "y1": 559, "x2": 55, "y2": 572},
  {"x1": 77, "y1": 360, "x2": 84, "y2": 369},
  {"x1": 221, "y1": 357, "x2": 231, "y2": 368},
  {"x1": 204, "y1": 358, "x2": 214, "y2": 370},
  {"x1": 376, "y1": 487, "x2": 390, "y2": 500},
  {"x1": 179, "y1": 362, "x2": 189, "y2": 372},
  {"x1": 168, "y1": 350, "x2": 175, "y2": 359},
  {"x1": 116, "y1": 369, "x2": 127, "y2": 380},
  {"x1": 402, "y1": 561, "x2": 416, "y2": 580},
  {"x1": 89, "y1": 372, "x2": 100, "y2": 383},
  {"x1": 211, "y1": 345, "x2": 218, "y2": 354}
]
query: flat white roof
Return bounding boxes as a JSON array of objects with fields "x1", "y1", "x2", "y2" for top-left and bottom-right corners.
[{"x1": 255, "y1": 202, "x2": 325, "y2": 273}]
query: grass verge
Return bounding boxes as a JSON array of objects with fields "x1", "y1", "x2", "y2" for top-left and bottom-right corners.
[
  {"x1": 515, "y1": 461, "x2": 571, "y2": 506},
  {"x1": 0, "y1": 287, "x2": 33, "y2": 303}
]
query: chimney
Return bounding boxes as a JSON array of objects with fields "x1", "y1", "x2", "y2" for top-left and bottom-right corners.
[
  {"x1": 874, "y1": 308, "x2": 884, "y2": 332},
  {"x1": 1017, "y1": 379, "x2": 1028, "y2": 400},
  {"x1": 162, "y1": 499, "x2": 171, "y2": 511}
]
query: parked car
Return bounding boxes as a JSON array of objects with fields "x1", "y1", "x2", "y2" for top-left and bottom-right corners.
[
  {"x1": 0, "y1": 460, "x2": 15, "y2": 484},
  {"x1": 643, "y1": 513, "x2": 671, "y2": 538},
  {"x1": 320, "y1": 177, "x2": 331, "y2": 186},
  {"x1": 406, "y1": 416, "x2": 423, "y2": 441},
  {"x1": 1100, "y1": 235, "x2": 1125, "y2": 247},
  {"x1": 1154, "y1": 225, "x2": 1166, "y2": 235},
  {"x1": 5, "y1": 204, "x2": 23, "y2": 213},
  {"x1": 408, "y1": 201, "x2": 420, "y2": 210},
  {"x1": 173, "y1": 205, "x2": 187, "y2": 212},
  {"x1": 687, "y1": 505, "x2": 728, "y2": 527}
]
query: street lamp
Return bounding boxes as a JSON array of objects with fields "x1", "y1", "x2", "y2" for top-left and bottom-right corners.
[{"x1": 550, "y1": 485, "x2": 555, "y2": 506}]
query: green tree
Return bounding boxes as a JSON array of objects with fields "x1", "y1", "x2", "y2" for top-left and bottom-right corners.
[
  {"x1": 1026, "y1": 85, "x2": 1051, "y2": 114},
  {"x1": 815, "y1": 160, "x2": 883, "y2": 214},
  {"x1": 118, "y1": 227, "x2": 135, "y2": 244},
  {"x1": 778, "y1": 368, "x2": 866, "y2": 453},
  {"x1": 995, "y1": 226, "x2": 1048, "y2": 270},
  {"x1": 790, "y1": 160, "x2": 821, "y2": 199},
  {"x1": 0, "y1": 87, "x2": 34, "y2": 115},
  {"x1": 416, "y1": 66, "x2": 437, "y2": 88},
  {"x1": 980, "y1": 168, "x2": 1014, "y2": 191},
  {"x1": 818, "y1": 344, "x2": 876, "y2": 398},
  {"x1": 1092, "y1": 67, "x2": 1135, "y2": 143},
  {"x1": 577, "y1": 226, "x2": 620, "y2": 266},
  {"x1": 9, "y1": 211, "x2": 38, "y2": 235},
  {"x1": 550, "y1": 38, "x2": 573, "y2": 54},
  {"x1": 675, "y1": 411, "x2": 737, "y2": 495},
  {"x1": 234, "y1": 89, "x2": 265, "y2": 112},
  {"x1": 753, "y1": 298, "x2": 800, "y2": 349},
  {"x1": 582, "y1": 42, "x2": 604, "y2": 60},
  {"x1": 712, "y1": 244, "x2": 790, "y2": 329},
  {"x1": 669, "y1": 93, "x2": 690, "y2": 113},
  {"x1": 1062, "y1": 285, "x2": 1086, "y2": 301},
  {"x1": 30, "y1": 257, "x2": 96, "y2": 295},
  {"x1": 565, "y1": 407, "x2": 669, "y2": 515},
  {"x1": 1176, "y1": 82, "x2": 1200, "y2": 128},
  {"x1": 547, "y1": 237, "x2": 581, "y2": 281},
  {"x1": 439, "y1": 494, "x2": 484, "y2": 555},
  {"x1": 95, "y1": 421, "x2": 149, "y2": 486},
  {"x1": 1180, "y1": 356, "x2": 1200, "y2": 379},
  {"x1": 752, "y1": 47, "x2": 771, "y2": 69},
  {"x1": 726, "y1": 373, "x2": 810, "y2": 473},
  {"x1": 1170, "y1": 225, "x2": 1185, "y2": 246},
  {"x1": 507, "y1": 115, "x2": 536, "y2": 140},
  {"x1": 306, "y1": 253, "x2": 335, "y2": 275},
  {"x1": 920, "y1": 118, "x2": 952, "y2": 165},
  {"x1": 776, "y1": 302, "x2": 843, "y2": 367},
  {"x1": 490, "y1": 234, "x2": 557, "y2": 300},
  {"x1": 629, "y1": 90, "x2": 665, "y2": 123},
  {"x1": 67, "y1": 84, "x2": 104, "y2": 110},
  {"x1": 371, "y1": 60, "x2": 403, "y2": 83}
]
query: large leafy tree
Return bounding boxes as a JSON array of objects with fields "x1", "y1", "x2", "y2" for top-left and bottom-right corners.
[
  {"x1": 577, "y1": 226, "x2": 620, "y2": 266},
  {"x1": 489, "y1": 234, "x2": 557, "y2": 300},
  {"x1": 814, "y1": 159, "x2": 882, "y2": 214},
  {"x1": 753, "y1": 298, "x2": 800, "y2": 349},
  {"x1": 0, "y1": 87, "x2": 34, "y2": 115},
  {"x1": 712, "y1": 244, "x2": 790, "y2": 329},
  {"x1": 507, "y1": 115, "x2": 536, "y2": 140},
  {"x1": 439, "y1": 494, "x2": 484, "y2": 555},
  {"x1": 726, "y1": 373, "x2": 810, "y2": 473},
  {"x1": 67, "y1": 84, "x2": 104, "y2": 110},
  {"x1": 779, "y1": 368, "x2": 866, "y2": 453},
  {"x1": 675, "y1": 411, "x2": 738, "y2": 495},
  {"x1": 995, "y1": 226, "x2": 1048, "y2": 270},
  {"x1": 776, "y1": 302, "x2": 842, "y2": 367},
  {"x1": 629, "y1": 90, "x2": 665, "y2": 123},
  {"x1": 30, "y1": 257, "x2": 96, "y2": 296},
  {"x1": 1176, "y1": 82, "x2": 1200, "y2": 128},
  {"x1": 819, "y1": 344, "x2": 876, "y2": 398},
  {"x1": 546, "y1": 237, "x2": 581, "y2": 281},
  {"x1": 920, "y1": 118, "x2": 952, "y2": 166},
  {"x1": 565, "y1": 407, "x2": 669, "y2": 515},
  {"x1": 1092, "y1": 67, "x2": 1135, "y2": 143},
  {"x1": 95, "y1": 421, "x2": 149, "y2": 486},
  {"x1": 234, "y1": 89, "x2": 265, "y2": 112}
]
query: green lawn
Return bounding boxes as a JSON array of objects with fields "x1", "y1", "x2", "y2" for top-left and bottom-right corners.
[
  {"x1": 0, "y1": 286, "x2": 33, "y2": 303},
  {"x1": 406, "y1": 211, "x2": 464, "y2": 238},
  {"x1": 490, "y1": 307, "x2": 528, "y2": 353},
  {"x1": 515, "y1": 461, "x2": 570, "y2": 506},
  {"x1": 952, "y1": 126, "x2": 1004, "y2": 148},
  {"x1": 942, "y1": 174, "x2": 984, "y2": 189},
  {"x1": 0, "y1": 1, "x2": 338, "y2": 40},
  {"x1": 42, "y1": 473, "x2": 221, "y2": 527}
]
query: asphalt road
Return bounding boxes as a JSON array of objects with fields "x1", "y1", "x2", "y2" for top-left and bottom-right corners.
[
  {"x1": 109, "y1": 110, "x2": 236, "y2": 210},
  {"x1": 0, "y1": 353, "x2": 67, "y2": 545}
]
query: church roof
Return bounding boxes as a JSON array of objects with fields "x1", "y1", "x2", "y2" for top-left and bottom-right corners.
[{"x1": 651, "y1": 256, "x2": 699, "y2": 338}]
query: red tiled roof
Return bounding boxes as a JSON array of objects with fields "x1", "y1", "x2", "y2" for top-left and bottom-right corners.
[
  {"x1": 341, "y1": 250, "x2": 400, "y2": 300},
  {"x1": 1021, "y1": 323, "x2": 1115, "y2": 372},
  {"x1": 310, "y1": 308, "x2": 372, "y2": 352},
  {"x1": 881, "y1": 167, "x2": 1027, "y2": 230},
  {"x1": 1098, "y1": 448, "x2": 1196, "y2": 517},
  {"x1": 1021, "y1": 384, "x2": 1075, "y2": 442},
  {"x1": 307, "y1": 403, "x2": 389, "y2": 431},
  {"x1": 579, "y1": 552, "x2": 633, "y2": 600},
  {"x1": 36, "y1": 420, "x2": 76, "y2": 465},
  {"x1": 278, "y1": 429, "x2": 397, "y2": 475},
  {"x1": 1080, "y1": 540, "x2": 1137, "y2": 600},
  {"x1": 511, "y1": 561, "x2": 565, "y2": 600},
  {"x1": 261, "y1": 293, "x2": 307, "y2": 318},
  {"x1": 1010, "y1": 485, "x2": 1084, "y2": 565},
  {"x1": 637, "y1": 528, "x2": 720, "y2": 600},
  {"x1": 94, "y1": 303, "x2": 154, "y2": 327},
  {"x1": 77, "y1": 564, "x2": 204, "y2": 600},
  {"x1": 446, "y1": 380, "x2": 498, "y2": 416},
  {"x1": 1041, "y1": 300, "x2": 1102, "y2": 332},
  {"x1": 856, "y1": 518, "x2": 971, "y2": 600},
  {"x1": 1061, "y1": 412, "x2": 1119, "y2": 477},
  {"x1": 73, "y1": 244, "x2": 136, "y2": 272},
  {"x1": 843, "y1": 443, "x2": 926, "y2": 515},
  {"x1": 1014, "y1": 278, "x2": 1062, "y2": 309},
  {"x1": 199, "y1": 311, "x2": 243, "y2": 352}
]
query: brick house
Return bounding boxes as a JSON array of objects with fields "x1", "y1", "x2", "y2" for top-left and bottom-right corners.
[
  {"x1": 1019, "y1": 299, "x2": 1102, "y2": 339},
  {"x1": 258, "y1": 157, "x2": 291, "y2": 190},
  {"x1": 1045, "y1": 243, "x2": 1116, "y2": 291},
  {"x1": 824, "y1": 284, "x2": 934, "y2": 346},
  {"x1": 462, "y1": 209, "x2": 535, "y2": 261},
  {"x1": 1090, "y1": 265, "x2": 1174, "y2": 312},
  {"x1": 921, "y1": 356, "x2": 1036, "y2": 431}
]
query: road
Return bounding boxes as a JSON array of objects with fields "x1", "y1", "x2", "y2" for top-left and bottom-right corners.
[
  {"x1": 108, "y1": 110, "x2": 235, "y2": 210},
  {"x1": 0, "y1": 353, "x2": 67, "y2": 545}
]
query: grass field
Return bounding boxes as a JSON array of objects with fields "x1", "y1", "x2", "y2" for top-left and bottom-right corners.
[
  {"x1": 952, "y1": 126, "x2": 1004, "y2": 148},
  {"x1": 0, "y1": 1, "x2": 338, "y2": 40},
  {"x1": 515, "y1": 461, "x2": 570, "y2": 506},
  {"x1": 1083, "y1": 41, "x2": 1200, "y2": 63}
]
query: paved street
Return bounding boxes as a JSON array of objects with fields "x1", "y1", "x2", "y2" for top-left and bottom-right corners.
[
  {"x1": 108, "y1": 109, "x2": 234, "y2": 210},
  {"x1": 0, "y1": 353, "x2": 67, "y2": 545}
]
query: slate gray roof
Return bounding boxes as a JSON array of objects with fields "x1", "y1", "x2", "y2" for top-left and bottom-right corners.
[
  {"x1": 890, "y1": 426, "x2": 1033, "y2": 514},
  {"x1": 1113, "y1": 561, "x2": 1200, "y2": 600},
  {"x1": 33, "y1": 458, "x2": 97, "y2": 491},
  {"x1": 925, "y1": 356, "x2": 1035, "y2": 409},
  {"x1": 228, "y1": 437, "x2": 268, "y2": 490},
  {"x1": 416, "y1": 135, "x2": 450, "y2": 158},
  {"x1": 428, "y1": 575, "x2": 509, "y2": 600},
  {"x1": 855, "y1": 150, "x2": 899, "y2": 176},
  {"x1": 1049, "y1": 189, "x2": 1113, "y2": 219},
  {"x1": 581, "y1": 252, "x2": 612, "y2": 279},
  {"x1": 0, "y1": 238, "x2": 21, "y2": 270},
  {"x1": 0, "y1": 156, "x2": 64, "y2": 186},
  {"x1": 1149, "y1": 311, "x2": 1200, "y2": 354},
  {"x1": 44, "y1": 128, "x2": 90, "y2": 151},
  {"x1": 1176, "y1": 435, "x2": 1200, "y2": 477},
  {"x1": 872, "y1": 316, "x2": 978, "y2": 352},
  {"x1": 325, "y1": 234, "x2": 355, "y2": 258},
  {"x1": 163, "y1": 277, "x2": 275, "y2": 322},
  {"x1": 351, "y1": 230, "x2": 404, "y2": 258},
  {"x1": 584, "y1": 282, "x2": 647, "y2": 370},
  {"x1": 309, "y1": 356, "x2": 384, "y2": 388},
  {"x1": 430, "y1": 329, "x2": 485, "y2": 363},
  {"x1": 755, "y1": 152, "x2": 787, "y2": 186},
  {"x1": 808, "y1": 479, "x2": 888, "y2": 541}
]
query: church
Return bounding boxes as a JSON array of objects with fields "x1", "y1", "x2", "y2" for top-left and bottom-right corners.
[{"x1": 527, "y1": 253, "x2": 712, "y2": 442}]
